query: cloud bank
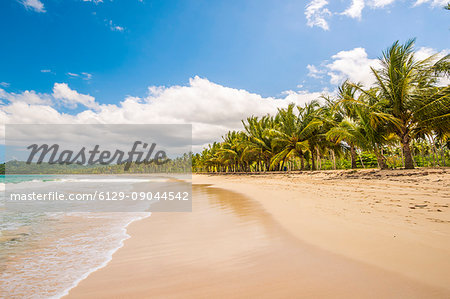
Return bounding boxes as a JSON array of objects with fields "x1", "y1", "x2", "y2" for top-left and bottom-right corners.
[{"x1": 0, "y1": 77, "x2": 327, "y2": 151}]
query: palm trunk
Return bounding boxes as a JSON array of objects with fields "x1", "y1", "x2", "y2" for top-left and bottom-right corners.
[
  {"x1": 400, "y1": 145, "x2": 405, "y2": 168},
  {"x1": 350, "y1": 144, "x2": 357, "y2": 169},
  {"x1": 401, "y1": 135, "x2": 415, "y2": 169},
  {"x1": 420, "y1": 146, "x2": 425, "y2": 167},
  {"x1": 432, "y1": 143, "x2": 439, "y2": 166},
  {"x1": 316, "y1": 147, "x2": 321, "y2": 170},
  {"x1": 374, "y1": 149, "x2": 388, "y2": 170},
  {"x1": 310, "y1": 147, "x2": 316, "y2": 171},
  {"x1": 431, "y1": 145, "x2": 436, "y2": 166},
  {"x1": 359, "y1": 152, "x2": 365, "y2": 168},
  {"x1": 330, "y1": 149, "x2": 336, "y2": 170},
  {"x1": 280, "y1": 158, "x2": 286, "y2": 171},
  {"x1": 441, "y1": 147, "x2": 446, "y2": 167}
]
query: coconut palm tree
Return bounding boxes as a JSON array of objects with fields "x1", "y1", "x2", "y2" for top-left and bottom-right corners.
[
  {"x1": 326, "y1": 117, "x2": 361, "y2": 168},
  {"x1": 326, "y1": 81, "x2": 361, "y2": 168},
  {"x1": 217, "y1": 131, "x2": 250, "y2": 172},
  {"x1": 268, "y1": 101, "x2": 323, "y2": 170},
  {"x1": 330, "y1": 85, "x2": 403, "y2": 169},
  {"x1": 363, "y1": 39, "x2": 450, "y2": 169},
  {"x1": 242, "y1": 115, "x2": 277, "y2": 171}
]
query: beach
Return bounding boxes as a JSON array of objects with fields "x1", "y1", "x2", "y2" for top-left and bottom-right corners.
[
  {"x1": 3, "y1": 1, "x2": 449, "y2": 298},
  {"x1": 67, "y1": 168, "x2": 450, "y2": 298}
]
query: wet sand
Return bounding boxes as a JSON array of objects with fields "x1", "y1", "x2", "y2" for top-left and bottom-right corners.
[{"x1": 67, "y1": 170, "x2": 450, "y2": 298}]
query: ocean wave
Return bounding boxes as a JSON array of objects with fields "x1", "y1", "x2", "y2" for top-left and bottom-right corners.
[
  {"x1": 0, "y1": 212, "x2": 150, "y2": 298},
  {"x1": 53, "y1": 212, "x2": 151, "y2": 299}
]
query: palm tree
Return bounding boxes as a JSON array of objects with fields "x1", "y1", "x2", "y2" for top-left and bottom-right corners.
[
  {"x1": 327, "y1": 81, "x2": 361, "y2": 168},
  {"x1": 329, "y1": 86, "x2": 402, "y2": 169},
  {"x1": 364, "y1": 39, "x2": 450, "y2": 169},
  {"x1": 242, "y1": 115, "x2": 277, "y2": 171},
  {"x1": 269, "y1": 104, "x2": 305, "y2": 170},
  {"x1": 269, "y1": 101, "x2": 322, "y2": 170},
  {"x1": 200, "y1": 142, "x2": 222, "y2": 172},
  {"x1": 326, "y1": 117, "x2": 361, "y2": 168},
  {"x1": 218, "y1": 131, "x2": 250, "y2": 172}
]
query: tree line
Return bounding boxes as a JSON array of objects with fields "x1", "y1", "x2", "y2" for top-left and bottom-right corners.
[
  {"x1": 192, "y1": 40, "x2": 450, "y2": 173},
  {"x1": 2, "y1": 154, "x2": 191, "y2": 174}
]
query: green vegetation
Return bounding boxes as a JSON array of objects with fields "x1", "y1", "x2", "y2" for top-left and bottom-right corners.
[
  {"x1": 193, "y1": 40, "x2": 450, "y2": 173},
  {"x1": 4, "y1": 154, "x2": 191, "y2": 174}
]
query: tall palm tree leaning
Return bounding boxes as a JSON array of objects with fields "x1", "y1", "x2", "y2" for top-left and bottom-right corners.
[{"x1": 361, "y1": 39, "x2": 450, "y2": 169}]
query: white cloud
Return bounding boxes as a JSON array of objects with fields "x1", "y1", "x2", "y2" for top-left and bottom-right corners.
[
  {"x1": 112, "y1": 25, "x2": 124, "y2": 32},
  {"x1": 305, "y1": 0, "x2": 331, "y2": 30},
  {"x1": 0, "y1": 89, "x2": 52, "y2": 105},
  {"x1": 67, "y1": 72, "x2": 92, "y2": 80},
  {"x1": 342, "y1": 0, "x2": 365, "y2": 19},
  {"x1": 368, "y1": 0, "x2": 396, "y2": 7},
  {"x1": 307, "y1": 46, "x2": 450, "y2": 88},
  {"x1": 307, "y1": 47, "x2": 380, "y2": 87},
  {"x1": 0, "y1": 82, "x2": 10, "y2": 88},
  {"x1": 414, "y1": 0, "x2": 448, "y2": 7},
  {"x1": 0, "y1": 83, "x2": 99, "y2": 109},
  {"x1": 52, "y1": 83, "x2": 99, "y2": 110},
  {"x1": 41, "y1": 69, "x2": 52, "y2": 73},
  {"x1": 21, "y1": 0, "x2": 45, "y2": 13},
  {"x1": 83, "y1": 0, "x2": 145, "y2": 3},
  {"x1": 305, "y1": 0, "x2": 447, "y2": 30},
  {"x1": 108, "y1": 20, "x2": 124, "y2": 32},
  {"x1": 82, "y1": 0, "x2": 104, "y2": 3},
  {"x1": 82, "y1": 72, "x2": 93, "y2": 80},
  {"x1": 0, "y1": 77, "x2": 329, "y2": 150},
  {"x1": 416, "y1": 47, "x2": 450, "y2": 86},
  {"x1": 326, "y1": 47, "x2": 380, "y2": 86},
  {"x1": 307, "y1": 64, "x2": 324, "y2": 79},
  {"x1": 415, "y1": 47, "x2": 444, "y2": 60}
]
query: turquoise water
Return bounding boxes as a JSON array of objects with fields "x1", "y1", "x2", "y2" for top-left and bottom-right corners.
[
  {"x1": 0, "y1": 174, "x2": 58, "y2": 184},
  {"x1": 0, "y1": 175, "x2": 152, "y2": 297}
]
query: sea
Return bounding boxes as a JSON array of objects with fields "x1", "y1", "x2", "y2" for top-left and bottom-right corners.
[{"x1": 0, "y1": 175, "x2": 152, "y2": 298}]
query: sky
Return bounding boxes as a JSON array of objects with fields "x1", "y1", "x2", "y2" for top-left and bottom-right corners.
[{"x1": 0, "y1": 0, "x2": 449, "y2": 154}]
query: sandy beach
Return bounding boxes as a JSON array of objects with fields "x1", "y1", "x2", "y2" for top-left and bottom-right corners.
[{"x1": 67, "y1": 168, "x2": 450, "y2": 298}]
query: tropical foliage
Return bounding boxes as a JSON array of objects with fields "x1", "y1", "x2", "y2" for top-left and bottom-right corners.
[
  {"x1": 4, "y1": 154, "x2": 191, "y2": 174},
  {"x1": 193, "y1": 40, "x2": 450, "y2": 172}
]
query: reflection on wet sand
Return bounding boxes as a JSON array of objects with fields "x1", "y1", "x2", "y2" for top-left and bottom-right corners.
[{"x1": 196, "y1": 184, "x2": 281, "y2": 234}]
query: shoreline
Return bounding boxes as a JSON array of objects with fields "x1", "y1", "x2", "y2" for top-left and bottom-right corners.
[
  {"x1": 55, "y1": 214, "x2": 148, "y2": 299},
  {"x1": 67, "y1": 168, "x2": 450, "y2": 297}
]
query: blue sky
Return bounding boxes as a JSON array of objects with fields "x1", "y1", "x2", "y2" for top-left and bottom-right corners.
[
  {"x1": 0, "y1": 0, "x2": 449, "y2": 153},
  {"x1": 1, "y1": 0, "x2": 449, "y2": 100}
]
